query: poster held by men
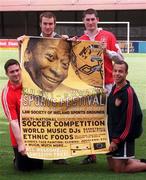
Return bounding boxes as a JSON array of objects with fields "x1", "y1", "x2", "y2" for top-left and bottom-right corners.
[{"x1": 20, "y1": 36, "x2": 110, "y2": 160}]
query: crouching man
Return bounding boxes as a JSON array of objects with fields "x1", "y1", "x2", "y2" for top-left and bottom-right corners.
[
  {"x1": 1, "y1": 59, "x2": 43, "y2": 171},
  {"x1": 107, "y1": 60, "x2": 146, "y2": 173}
]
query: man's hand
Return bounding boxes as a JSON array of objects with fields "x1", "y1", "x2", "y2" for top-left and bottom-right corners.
[
  {"x1": 61, "y1": 35, "x2": 69, "y2": 39},
  {"x1": 109, "y1": 141, "x2": 118, "y2": 152},
  {"x1": 100, "y1": 41, "x2": 107, "y2": 53},
  {"x1": 17, "y1": 35, "x2": 26, "y2": 45},
  {"x1": 18, "y1": 143, "x2": 26, "y2": 156}
]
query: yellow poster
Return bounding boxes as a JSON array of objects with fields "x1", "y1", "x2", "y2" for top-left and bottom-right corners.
[{"x1": 20, "y1": 36, "x2": 110, "y2": 160}]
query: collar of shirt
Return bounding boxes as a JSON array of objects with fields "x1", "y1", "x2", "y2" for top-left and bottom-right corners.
[
  {"x1": 84, "y1": 28, "x2": 102, "y2": 41},
  {"x1": 8, "y1": 80, "x2": 22, "y2": 90},
  {"x1": 40, "y1": 32, "x2": 57, "y2": 38}
]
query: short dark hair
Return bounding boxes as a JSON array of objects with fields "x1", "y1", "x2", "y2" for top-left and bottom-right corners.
[
  {"x1": 82, "y1": 8, "x2": 98, "y2": 19},
  {"x1": 4, "y1": 59, "x2": 20, "y2": 73},
  {"x1": 114, "y1": 61, "x2": 129, "y2": 72},
  {"x1": 39, "y1": 11, "x2": 56, "y2": 24}
]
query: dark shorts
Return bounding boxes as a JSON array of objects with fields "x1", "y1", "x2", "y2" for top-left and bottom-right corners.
[
  {"x1": 107, "y1": 140, "x2": 135, "y2": 159},
  {"x1": 13, "y1": 147, "x2": 43, "y2": 171}
]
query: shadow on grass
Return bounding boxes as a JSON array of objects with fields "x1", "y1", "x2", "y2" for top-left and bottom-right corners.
[{"x1": 45, "y1": 156, "x2": 108, "y2": 174}]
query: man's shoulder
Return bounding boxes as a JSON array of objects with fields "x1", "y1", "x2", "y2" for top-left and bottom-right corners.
[
  {"x1": 2, "y1": 83, "x2": 13, "y2": 98},
  {"x1": 2, "y1": 81, "x2": 21, "y2": 97},
  {"x1": 100, "y1": 29, "x2": 115, "y2": 37},
  {"x1": 1, "y1": 83, "x2": 12, "y2": 104},
  {"x1": 2, "y1": 82, "x2": 9, "y2": 94},
  {"x1": 78, "y1": 34, "x2": 89, "y2": 40},
  {"x1": 53, "y1": 32, "x2": 61, "y2": 38}
]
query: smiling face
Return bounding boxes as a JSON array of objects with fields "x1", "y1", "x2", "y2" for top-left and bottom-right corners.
[
  {"x1": 6, "y1": 64, "x2": 21, "y2": 85},
  {"x1": 113, "y1": 63, "x2": 128, "y2": 86},
  {"x1": 25, "y1": 39, "x2": 71, "y2": 92}
]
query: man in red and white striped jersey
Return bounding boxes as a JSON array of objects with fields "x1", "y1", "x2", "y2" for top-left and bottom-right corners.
[
  {"x1": 1, "y1": 59, "x2": 43, "y2": 171},
  {"x1": 79, "y1": 8, "x2": 124, "y2": 164}
]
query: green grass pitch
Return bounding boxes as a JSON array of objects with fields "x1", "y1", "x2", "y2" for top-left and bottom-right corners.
[{"x1": 0, "y1": 49, "x2": 146, "y2": 179}]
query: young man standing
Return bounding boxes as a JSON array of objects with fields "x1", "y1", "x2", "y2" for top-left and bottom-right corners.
[
  {"x1": 18, "y1": 11, "x2": 68, "y2": 41},
  {"x1": 107, "y1": 61, "x2": 146, "y2": 173},
  {"x1": 80, "y1": 8, "x2": 123, "y2": 164},
  {"x1": 39, "y1": 11, "x2": 61, "y2": 38},
  {"x1": 1, "y1": 59, "x2": 43, "y2": 171},
  {"x1": 17, "y1": 11, "x2": 68, "y2": 165}
]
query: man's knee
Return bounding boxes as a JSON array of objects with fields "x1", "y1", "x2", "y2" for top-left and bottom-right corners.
[
  {"x1": 112, "y1": 166, "x2": 123, "y2": 173},
  {"x1": 111, "y1": 159, "x2": 126, "y2": 173},
  {"x1": 13, "y1": 155, "x2": 43, "y2": 171}
]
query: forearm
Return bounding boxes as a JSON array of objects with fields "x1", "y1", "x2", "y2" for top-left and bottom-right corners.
[
  {"x1": 10, "y1": 120, "x2": 26, "y2": 154},
  {"x1": 105, "y1": 49, "x2": 124, "y2": 62}
]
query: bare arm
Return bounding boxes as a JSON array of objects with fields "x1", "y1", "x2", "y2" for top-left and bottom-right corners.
[
  {"x1": 105, "y1": 49, "x2": 124, "y2": 62},
  {"x1": 100, "y1": 39, "x2": 124, "y2": 62},
  {"x1": 10, "y1": 120, "x2": 26, "y2": 155}
]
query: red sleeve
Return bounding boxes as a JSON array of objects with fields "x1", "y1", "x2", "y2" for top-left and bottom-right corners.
[
  {"x1": 1, "y1": 86, "x2": 18, "y2": 121},
  {"x1": 107, "y1": 32, "x2": 118, "y2": 52}
]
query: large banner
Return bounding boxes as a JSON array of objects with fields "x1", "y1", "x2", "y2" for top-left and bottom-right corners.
[{"x1": 20, "y1": 37, "x2": 110, "y2": 160}]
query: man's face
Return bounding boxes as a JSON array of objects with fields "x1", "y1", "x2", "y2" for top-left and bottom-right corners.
[
  {"x1": 113, "y1": 64, "x2": 128, "y2": 85},
  {"x1": 83, "y1": 14, "x2": 98, "y2": 32},
  {"x1": 40, "y1": 17, "x2": 55, "y2": 37},
  {"x1": 29, "y1": 39, "x2": 70, "y2": 92},
  {"x1": 6, "y1": 64, "x2": 21, "y2": 84}
]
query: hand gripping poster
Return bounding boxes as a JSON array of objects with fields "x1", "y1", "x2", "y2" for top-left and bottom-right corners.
[{"x1": 20, "y1": 36, "x2": 110, "y2": 160}]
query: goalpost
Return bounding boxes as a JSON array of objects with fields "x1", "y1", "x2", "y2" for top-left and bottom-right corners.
[{"x1": 56, "y1": 21, "x2": 130, "y2": 53}]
